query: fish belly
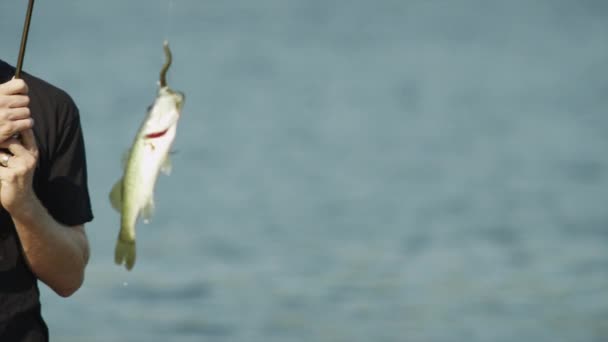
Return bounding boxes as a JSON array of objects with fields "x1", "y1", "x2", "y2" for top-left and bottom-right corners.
[{"x1": 121, "y1": 141, "x2": 166, "y2": 234}]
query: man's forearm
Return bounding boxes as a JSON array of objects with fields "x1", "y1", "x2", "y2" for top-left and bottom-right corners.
[{"x1": 10, "y1": 195, "x2": 90, "y2": 297}]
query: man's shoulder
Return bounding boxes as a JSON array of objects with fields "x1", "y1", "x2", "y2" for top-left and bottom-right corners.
[
  {"x1": 1, "y1": 59, "x2": 76, "y2": 113},
  {"x1": 24, "y1": 72, "x2": 77, "y2": 112}
]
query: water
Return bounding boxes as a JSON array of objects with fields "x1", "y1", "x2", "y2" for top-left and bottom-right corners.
[{"x1": 2, "y1": 1, "x2": 608, "y2": 341}]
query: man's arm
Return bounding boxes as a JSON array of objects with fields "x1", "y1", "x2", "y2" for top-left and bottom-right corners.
[
  {"x1": 0, "y1": 77, "x2": 91, "y2": 297},
  {"x1": 11, "y1": 200, "x2": 90, "y2": 297},
  {"x1": 0, "y1": 128, "x2": 89, "y2": 298}
]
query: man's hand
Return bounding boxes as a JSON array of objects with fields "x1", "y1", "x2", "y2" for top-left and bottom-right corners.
[
  {"x1": 0, "y1": 129, "x2": 39, "y2": 214},
  {"x1": 0, "y1": 78, "x2": 34, "y2": 142}
]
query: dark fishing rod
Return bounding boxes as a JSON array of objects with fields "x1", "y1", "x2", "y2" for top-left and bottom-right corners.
[{"x1": 14, "y1": 0, "x2": 36, "y2": 78}]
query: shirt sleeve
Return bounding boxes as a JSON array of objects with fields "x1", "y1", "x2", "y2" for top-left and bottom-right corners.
[{"x1": 39, "y1": 99, "x2": 94, "y2": 227}]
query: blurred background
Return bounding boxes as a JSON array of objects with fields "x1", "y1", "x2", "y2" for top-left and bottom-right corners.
[{"x1": 2, "y1": 0, "x2": 608, "y2": 341}]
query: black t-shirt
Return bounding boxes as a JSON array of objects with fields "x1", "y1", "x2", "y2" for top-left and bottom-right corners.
[{"x1": 0, "y1": 60, "x2": 94, "y2": 341}]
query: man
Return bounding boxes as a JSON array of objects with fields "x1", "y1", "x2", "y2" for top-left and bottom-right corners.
[{"x1": 0, "y1": 59, "x2": 93, "y2": 341}]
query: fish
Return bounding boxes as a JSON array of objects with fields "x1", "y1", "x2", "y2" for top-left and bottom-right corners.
[{"x1": 109, "y1": 41, "x2": 185, "y2": 270}]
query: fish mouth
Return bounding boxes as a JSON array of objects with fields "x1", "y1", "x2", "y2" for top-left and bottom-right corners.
[{"x1": 144, "y1": 128, "x2": 170, "y2": 139}]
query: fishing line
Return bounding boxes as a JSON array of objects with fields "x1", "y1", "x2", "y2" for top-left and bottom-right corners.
[
  {"x1": 160, "y1": 0, "x2": 176, "y2": 87},
  {"x1": 164, "y1": 0, "x2": 175, "y2": 43}
]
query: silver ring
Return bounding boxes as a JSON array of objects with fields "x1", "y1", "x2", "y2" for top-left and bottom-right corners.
[{"x1": 0, "y1": 154, "x2": 10, "y2": 167}]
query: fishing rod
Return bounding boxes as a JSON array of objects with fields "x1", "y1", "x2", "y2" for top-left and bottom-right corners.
[{"x1": 14, "y1": 0, "x2": 36, "y2": 78}]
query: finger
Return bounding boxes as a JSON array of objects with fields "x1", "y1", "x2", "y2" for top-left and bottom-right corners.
[
  {"x1": 3, "y1": 139, "x2": 37, "y2": 171},
  {"x1": 0, "y1": 137, "x2": 20, "y2": 150},
  {"x1": 0, "y1": 95, "x2": 30, "y2": 110},
  {"x1": 0, "y1": 118, "x2": 34, "y2": 141},
  {"x1": 6, "y1": 107, "x2": 31, "y2": 121},
  {"x1": 19, "y1": 129, "x2": 37, "y2": 153},
  {"x1": 0, "y1": 79, "x2": 29, "y2": 96},
  {"x1": 3, "y1": 139, "x2": 28, "y2": 158},
  {"x1": 0, "y1": 153, "x2": 10, "y2": 168},
  {"x1": 0, "y1": 118, "x2": 35, "y2": 138},
  {"x1": 0, "y1": 165, "x2": 10, "y2": 181},
  {"x1": 8, "y1": 95, "x2": 30, "y2": 109}
]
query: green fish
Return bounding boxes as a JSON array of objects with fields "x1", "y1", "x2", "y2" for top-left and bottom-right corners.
[{"x1": 109, "y1": 41, "x2": 185, "y2": 270}]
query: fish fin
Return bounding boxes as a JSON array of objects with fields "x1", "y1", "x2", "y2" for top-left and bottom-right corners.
[
  {"x1": 160, "y1": 155, "x2": 172, "y2": 175},
  {"x1": 115, "y1": 238, "x2": 136, "y2": 271},
  {"x1": 142, "y1": 197, "x2": 155, "y2": 224},
  {"x1": 109, "y1": 179, "x2": 123, "y2": 212}
]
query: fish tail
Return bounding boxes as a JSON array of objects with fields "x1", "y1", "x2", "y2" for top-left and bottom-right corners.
[
  {"x1": 115, "y1": 220, "x2": 137, "y2": 270},
  {"x1": 115, "y1": 235, "x2": 136, "y2": 271}
]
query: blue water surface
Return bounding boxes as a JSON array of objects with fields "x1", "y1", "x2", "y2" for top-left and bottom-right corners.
[{"x1": 1, "y1": 1, "x2": 607, "y2": 341}]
